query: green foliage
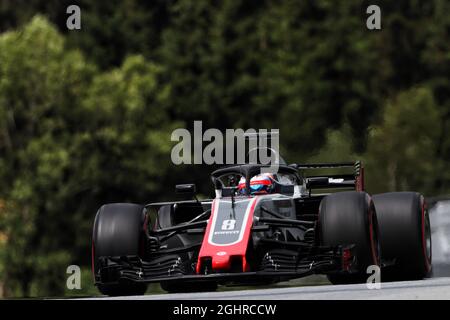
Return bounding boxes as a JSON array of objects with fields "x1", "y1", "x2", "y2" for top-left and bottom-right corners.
[
  {"x1": 307, "y1": 126, "x2": 359, "y2": 163},
  {"x1": 0, "y1": 16, "x2": 175, "y2": 297},
  {"x1": 159, "y1": 1, "x2": 381, "y2": 158},
  {"x1": 0, "y1": 16, "x2": 93, "y2": 297},
  {"x1": 364, "y1": 87, "x2": 442, "y2": 195}
]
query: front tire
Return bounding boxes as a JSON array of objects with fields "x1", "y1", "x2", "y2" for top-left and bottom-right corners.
[
  {"x1": 373, "y1": 192, "x2": 432, "y2": 280},
  {"x1": 319, "y1": 191, "x2": 380, "y2": 284},
  {"x1": 92, "y1": 203, "x2": 148, "y2": 296}
]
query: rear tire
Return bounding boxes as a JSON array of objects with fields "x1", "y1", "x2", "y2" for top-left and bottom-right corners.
[
  {"x1": 373, "y1": 192, "x2": 432, "y2": 281},
  {"x1": 319, "y1": 191, "x2": 380, "y2": 284},
  {"x1": 92, "y1": 203, "x2": 148, "y2": 296}
]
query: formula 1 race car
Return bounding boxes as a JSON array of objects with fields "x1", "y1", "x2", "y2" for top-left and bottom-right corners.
[{"x1": 91, "y1": 160, "x2": 432, "y2": 296}]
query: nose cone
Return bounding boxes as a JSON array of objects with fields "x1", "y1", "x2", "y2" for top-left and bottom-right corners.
[
  {"x1": 196, "y1": 197, "x2": 259, "y2": 274},
  {"x1": 212, "y1": 253, "x2": 247, "y2": 272},
  {"x1": 212, "y1": 253, "x2": 231, "y2": 270}
]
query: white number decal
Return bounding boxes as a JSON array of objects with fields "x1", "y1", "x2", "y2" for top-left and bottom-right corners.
[{"x1": 221, "y1": 219, "x2": 236, "y2": 230}]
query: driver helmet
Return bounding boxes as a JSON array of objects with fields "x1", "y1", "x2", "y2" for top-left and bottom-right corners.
[{"x1": 238, "y1": 173, "x2": 276, "y2": 195}]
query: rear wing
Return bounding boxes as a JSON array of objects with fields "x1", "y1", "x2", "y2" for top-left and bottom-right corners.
[{"x1": 292, "y1": 161, "x2": 364, "y2": 192}]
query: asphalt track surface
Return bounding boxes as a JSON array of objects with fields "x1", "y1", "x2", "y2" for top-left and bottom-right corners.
[{"x1": 78, "y1": 275, "x2": 450, "y2": 300}]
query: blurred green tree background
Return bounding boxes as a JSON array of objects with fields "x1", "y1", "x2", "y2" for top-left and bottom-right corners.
[{"x1": 0, "y1": 0, "x2": 449, "y2": 297}]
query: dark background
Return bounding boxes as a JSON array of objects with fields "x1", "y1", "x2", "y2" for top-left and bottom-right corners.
[{"x1": 0, "y1": 0, "x2": 449, "y2": 297}]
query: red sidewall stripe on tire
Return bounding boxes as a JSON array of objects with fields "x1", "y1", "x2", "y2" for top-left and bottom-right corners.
[
  {"x1": 368, "y1": 198, "x2": 379, "y2": 266},
  {"x1": 421, "y1": 198, "x2": 432, "y2": 272}
]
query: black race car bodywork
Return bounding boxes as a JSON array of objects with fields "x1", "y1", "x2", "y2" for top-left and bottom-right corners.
[{"x1": 92, "y1": 161, "x2": 432, "y2": 295}]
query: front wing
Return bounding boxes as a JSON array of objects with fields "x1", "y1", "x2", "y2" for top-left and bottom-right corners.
[{"x1": 94, "y1": 245, "x2": 357, "y2": 286}]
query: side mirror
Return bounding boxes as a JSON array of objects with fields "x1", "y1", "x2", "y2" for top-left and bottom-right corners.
[
  {"x1": 175, "y1": 184, "x2": 196, "y2": 195},
  {"x1": 306, "y1": 177, "x2": 329, "y2": 189}
]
